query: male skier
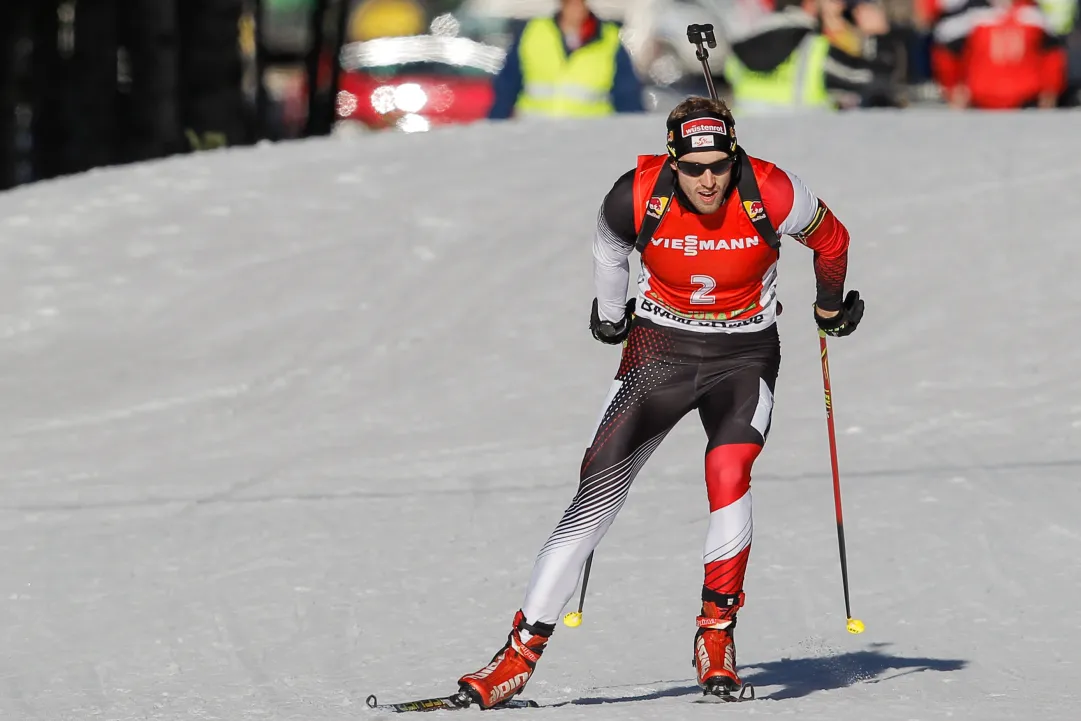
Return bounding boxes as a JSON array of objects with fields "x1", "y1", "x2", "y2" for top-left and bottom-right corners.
[{"x1": 457, "y1": 95, "x2": 864, "y2": 707}]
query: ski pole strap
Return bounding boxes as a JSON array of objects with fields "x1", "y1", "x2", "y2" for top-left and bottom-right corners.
[
  {"x1": 634, "y1": 166, "x2": 677, "y2": 254},
  {"x1": 633, "y1": 149, "x2": 780, "y2": 254},
  {"x1": 515, "y1": 615, "x2": 556, "y2": 639}
]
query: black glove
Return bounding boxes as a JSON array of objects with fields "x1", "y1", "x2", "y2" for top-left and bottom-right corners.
[
  {"x1": 590, "y1": 297, "x2": 635, "y2": 345},
  {"x1": 814, "y1": 290, "x2": 864, "y2": 337}
]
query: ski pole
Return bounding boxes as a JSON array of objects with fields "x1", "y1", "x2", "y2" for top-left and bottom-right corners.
[
  {"x1": 818, "y1": 330, "x2": 865, "y2": 635},
  {"x1": 562, "y1": 551, "x2": 594, "y2": 627}
]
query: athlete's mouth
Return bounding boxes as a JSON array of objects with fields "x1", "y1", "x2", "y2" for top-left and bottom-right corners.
[{"x1": 698, "y1": 188, "x2": 719, "y2": 202}]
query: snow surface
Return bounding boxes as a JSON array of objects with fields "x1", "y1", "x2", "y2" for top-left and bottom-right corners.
[{"x1": 1, "y1": 110, "x2": 1081, "y2": 721}]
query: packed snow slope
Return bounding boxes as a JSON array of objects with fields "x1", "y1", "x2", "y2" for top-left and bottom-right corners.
[{"x1": 1, "y1": 110, "x2": 1080, "y2": 721}]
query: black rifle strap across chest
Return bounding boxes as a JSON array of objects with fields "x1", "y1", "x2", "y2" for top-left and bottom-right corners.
[
  {"x1": 633, "y1": 148, "x2": 781, "y2": 254},
  {"x1": 633, "y1": 165, "x2": 676, "y2": 254},
  {"x1": 735, "y1": 150, "x2": 781, "y2": 249}
]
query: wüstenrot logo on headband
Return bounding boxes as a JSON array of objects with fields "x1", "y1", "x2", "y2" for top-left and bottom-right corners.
[{"x1": 681, "y1": 119, "x2": 727, "y2": 138}]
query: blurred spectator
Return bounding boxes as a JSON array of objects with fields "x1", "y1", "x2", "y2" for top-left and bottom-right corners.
[
  {"x1": 486, "y1": 0, "x2": 644, "y2": 120},
  {"x1": 848, "y1": 0, "x2": 893, "y2": 35},
  {"x1": 821, "y1": 0, "x2": 907, "y2": 104},
  {"x1": 1036, "y1": 0, "x2": 1081, "y2": 104},
  {"x1": 723, "y1": 0, "x2": 900, "y2": 113},
  {"x1": 925, "y1": 0, "x2": 990, "y2": 92},
  {"x1": 872, "y1": 0, "x2": 937, "y2": 88},
  {"x1": 934, "y1": 0, "x2": 1067, "y2": 109},
  {"x1": 821, "y1": 0, "x2": 891, "y2": 55}
]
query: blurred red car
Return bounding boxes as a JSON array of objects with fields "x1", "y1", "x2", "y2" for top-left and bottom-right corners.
[{"x1": 337, "y1": 35, "x2": 504, "y2": 132}]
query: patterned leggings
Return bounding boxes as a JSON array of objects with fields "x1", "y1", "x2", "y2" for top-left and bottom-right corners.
[{"x1": 520, "y1": 318, "x2": 781, "y2": 626}]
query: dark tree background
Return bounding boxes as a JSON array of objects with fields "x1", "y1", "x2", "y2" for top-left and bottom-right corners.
[{"x1": 0, "y1": 0, "x2": 357, "y2": 191}]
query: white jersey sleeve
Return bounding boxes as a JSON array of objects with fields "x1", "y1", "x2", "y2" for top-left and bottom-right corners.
[
  {"x1": 592, "y1": 203, "x2": 633, "y2": 323},
  {"x1": 774, "y1": 169, "x2": 823, "y2": 238}
]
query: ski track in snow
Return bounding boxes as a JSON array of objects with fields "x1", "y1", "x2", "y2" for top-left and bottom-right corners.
[{"x1": 1, "y1": 111, "x2": 1080, "y2": 720}]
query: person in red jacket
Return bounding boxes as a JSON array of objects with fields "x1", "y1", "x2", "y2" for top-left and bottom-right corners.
[
  {"x1": 923, "y1": 0, "x2": 990, "y2": 90},
  {"x1": 453, "y1": 96, "x2": 864, "y2": 709},
  {"x1": 935, "y1": 0, "x2": 1067, "y2": 108}
]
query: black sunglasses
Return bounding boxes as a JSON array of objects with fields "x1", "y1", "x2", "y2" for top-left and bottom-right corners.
[{"x1": 676, "y1": 156, "x2": 736, "y2": 177}]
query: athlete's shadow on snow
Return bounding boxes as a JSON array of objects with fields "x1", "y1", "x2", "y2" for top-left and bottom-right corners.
[
  {"x1": 557, "y1": 643, "x2": 966, "y2": 705},
  {"x1": 739, "y1": 643, "x2": 967, "y2": 700}
]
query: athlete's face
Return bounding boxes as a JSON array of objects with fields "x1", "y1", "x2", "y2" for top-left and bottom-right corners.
[{"x1": 672, "y1": 150, "x2": 734, "y2": 214}]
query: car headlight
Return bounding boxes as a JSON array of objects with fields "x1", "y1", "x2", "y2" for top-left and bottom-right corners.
[{"x1": 393, "y1": 83, "x2": 428, "y2": 113}]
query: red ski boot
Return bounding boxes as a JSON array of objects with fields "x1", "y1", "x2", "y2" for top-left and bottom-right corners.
[
  {"x1": 458, "y1": 610, "x2": 553, "y2": 709},
  {"x1": 693, "y1": 595, "x2": 748, "y2": 699}
]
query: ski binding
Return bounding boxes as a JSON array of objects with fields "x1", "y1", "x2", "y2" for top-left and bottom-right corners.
[{"x1": 694, "y1": 681, "x2": 755, "y2": 703}]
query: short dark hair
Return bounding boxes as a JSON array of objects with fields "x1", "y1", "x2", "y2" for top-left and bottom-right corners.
[{"x1": 667, "y1": 96, "x2": 736, "y2": 134}]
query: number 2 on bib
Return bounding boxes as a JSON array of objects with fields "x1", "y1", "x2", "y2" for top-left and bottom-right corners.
[{"x1": 690, "y1": 275, "x2": 716, "y2": 304}]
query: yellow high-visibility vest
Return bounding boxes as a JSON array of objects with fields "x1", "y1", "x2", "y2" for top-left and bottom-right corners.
[
  {"x1": 1037, "y1": 0, "x2": 1076, "y2": 35},
  {"x1": 725, "y1": 34, "x2": 833, "y2": 114},
  {"x1": 515, "y1": 18, "x2": 621, "y2": 118}
]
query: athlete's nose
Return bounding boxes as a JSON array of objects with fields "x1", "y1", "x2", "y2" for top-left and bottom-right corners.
[{"x1": 700, "y1": 169, "x2": 716, "y2": 187}]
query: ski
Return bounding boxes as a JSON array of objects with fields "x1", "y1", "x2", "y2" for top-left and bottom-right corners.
[
  {"x1": 365, "y1": 684, "x2": 752, "y2": 711},
  {"x1": 365, "y1": 691, "x2": 538, "y2": 713}
]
